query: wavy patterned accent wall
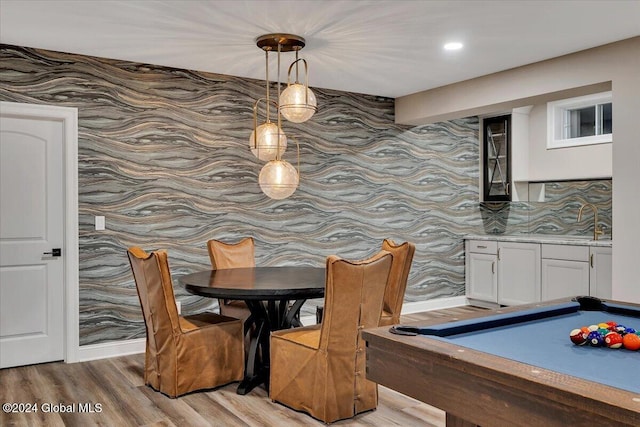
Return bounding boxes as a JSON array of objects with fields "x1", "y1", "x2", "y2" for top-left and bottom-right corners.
[{"x1": 0, "y1": 45, "x2": 611, "y2": 345}]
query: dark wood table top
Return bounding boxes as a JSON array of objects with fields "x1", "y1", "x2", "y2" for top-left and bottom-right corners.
[{"x1": 180, "y1": 266, "x2": 325, "y2": 300}]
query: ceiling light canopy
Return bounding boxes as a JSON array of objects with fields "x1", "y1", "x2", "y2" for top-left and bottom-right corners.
[
  {"x1": 250, "y1": 33, "x2": 316, "y2": 200},
  {"x1": 443, "y1": 42, "x2": 463, "y2": 51}
]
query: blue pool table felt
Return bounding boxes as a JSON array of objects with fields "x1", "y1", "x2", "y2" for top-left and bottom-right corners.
[{"x1": 427, "y1": 303, "x2": 640, "y2": 394}]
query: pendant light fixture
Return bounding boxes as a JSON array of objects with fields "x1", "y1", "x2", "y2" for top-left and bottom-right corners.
[
  {"x1": 251, "y1": 33, "x2": 315, "y2": 199},
  {"x1": 279, "y1": 51, "x2": 317, "y2": 123},
  {"x1": 249, "y1": 47, "x2": 287, "y2": 161},
  {"x1": 258, "y1": 158, "x2": 300, "y2": 200}
]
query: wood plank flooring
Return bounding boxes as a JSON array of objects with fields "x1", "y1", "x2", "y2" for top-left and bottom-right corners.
[{"x1": 0, "y1": 305, "x2": 486, "y2": 427}]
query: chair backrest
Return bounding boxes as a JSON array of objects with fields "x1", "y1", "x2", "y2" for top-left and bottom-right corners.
[
  {"x1": 207, "y1": 237, "x2": 255, "y2": 269},
  {"x1": 381, "y1": 239, "x2": 416, "y2": 324},
  {"x1": 319, "y1": 250, "x2": 393, "y2": 352},
  {"x1": 127, "y1": 247, "x2": 181, "y2": 351}
]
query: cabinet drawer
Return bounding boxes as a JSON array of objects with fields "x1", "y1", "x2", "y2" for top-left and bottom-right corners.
[
  {"x1": 541, "y1": 244, "x2": 589, "y2": 262},
  {"x1": 468, "y1": 240, "x2": 497, "y2": 254}
]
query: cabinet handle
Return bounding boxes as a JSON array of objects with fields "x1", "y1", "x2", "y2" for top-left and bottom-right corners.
[
  {"x1": 492, "y1": 261, "x2": 495, "y2": 274},
  {"x1": 590, "y1": 254, "x2": 594, "y2": 268},
  {"x1": 477, "y1": 245, "x2": 487, "y2": 249},
  {"x1": 497, "y1": 248, "x2": 501, "y2": 261}
]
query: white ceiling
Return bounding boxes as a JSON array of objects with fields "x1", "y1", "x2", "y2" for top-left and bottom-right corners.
[{"x1": 1, "y1": 0, "x2": 639, "y2": 98}]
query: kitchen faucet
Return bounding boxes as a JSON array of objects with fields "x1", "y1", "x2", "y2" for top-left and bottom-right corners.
[{"x1": 577, "y1": 203, "x2": 604, "y2": 240}]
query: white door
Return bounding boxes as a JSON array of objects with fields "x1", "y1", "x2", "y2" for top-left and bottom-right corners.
[{"x1": 0, "y1": 113, "x2": 65, "y2": 368}]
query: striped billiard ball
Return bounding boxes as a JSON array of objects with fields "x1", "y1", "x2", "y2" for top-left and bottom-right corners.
[
  {"x1": 569, "y1": 329, "x2": 588, "y2": 345},
  {"x1": 604, "y1": 332, "x2": 623, "y2": 349}
]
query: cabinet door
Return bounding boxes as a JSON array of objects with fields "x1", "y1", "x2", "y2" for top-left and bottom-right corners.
[
  {"x1": 482, "y1": 114, "x2": 511, "y2": 202},
  {"x1": 541, "y1": 259, "x2": 590, "y2": 301},
  {"x1": 497, "y1": 242, "x2": 540, "y2": 306},
  {"x1": 467, "y1": 252, "x2": 498, "y2": 303},
  {"x1": 590, "y1": 247, "x2": 612, "y2": 299}
]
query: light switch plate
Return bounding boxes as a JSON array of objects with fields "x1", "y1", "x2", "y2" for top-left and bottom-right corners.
[{"x1": 95, "y1": 215, "x2": 105, "y2": 231}]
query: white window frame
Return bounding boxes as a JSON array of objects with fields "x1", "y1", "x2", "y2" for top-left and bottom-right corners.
[{"x1": 547, "y1": 91, "x2": 612, "y2": 149}]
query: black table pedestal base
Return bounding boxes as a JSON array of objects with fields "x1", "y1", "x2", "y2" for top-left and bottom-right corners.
[{"x1": 239, "y1": 299, "x2": 307, "y2": 394}]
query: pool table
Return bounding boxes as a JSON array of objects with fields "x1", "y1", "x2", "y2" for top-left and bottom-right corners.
[{"x1": 362, "y1": 297, "x2": 640, "y2": 427}]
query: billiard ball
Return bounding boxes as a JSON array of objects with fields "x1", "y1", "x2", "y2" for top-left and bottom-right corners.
[
  {"x1": 604, "y1": 332, "x2": 623, "y2": 349},
  {"x1": 597, "y1": 322, "x2": 610, "y2": 330},
  {"x1": 588, "y1": 324, "x2": 599, "y2": 332},
  {"x1": 624, "y1": 327, "x2": 637, "y2": 335},
  {"x1": 587, "y1": 331, "x2": 605, "y2": 347},
  {"x1": 569, "y1": 329, "x2": 588, "y2": 345},
  {"x1": 605, "y1": 321, "x2": 617, "y2": 328},
  {"x1": 615, "y1": 325, "x2": 627, "y2": 334},
  {"x1": 622, "y1": 333, "x2": 640, "y2": 351}
]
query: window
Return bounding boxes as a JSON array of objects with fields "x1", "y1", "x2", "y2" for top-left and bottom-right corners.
[{"x1": 547, "y1": 91, "x2": 612, "y2": 149}]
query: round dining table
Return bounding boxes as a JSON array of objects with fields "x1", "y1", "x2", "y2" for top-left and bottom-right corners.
[{"x1": 180, "y1": 266, "x2": 325, "y2": 395}]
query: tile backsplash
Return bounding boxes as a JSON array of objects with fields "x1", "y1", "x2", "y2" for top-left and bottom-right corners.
[{"x1": 479, "y1": 179, "x2": 612, "y2": 237}]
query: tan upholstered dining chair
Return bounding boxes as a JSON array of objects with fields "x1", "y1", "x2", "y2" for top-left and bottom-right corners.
[
  {"x1": 315, "y1": 239, "x2": 415, "y2": 327},
  {"x1": 269, "y1": 250, "x2": 393, "y2": 423},
  {"x1": 127, "y1": 247, "x2": 244, "y2": 398},
  {"x1": 378, "y1": 239, "x2": 416, "y2": 326},
  {"x1": 207, "y1": 237, "x2": 254, "y2": 321}
]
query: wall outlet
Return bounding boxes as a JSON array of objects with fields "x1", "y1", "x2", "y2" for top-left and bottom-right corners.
[{"x1": 95, "y1": 215, "x2": 105, "y2": 231}]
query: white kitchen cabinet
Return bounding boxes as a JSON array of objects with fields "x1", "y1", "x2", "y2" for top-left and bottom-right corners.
[
  {"x1": 466, "y1": 240, "x2": 498, "y2": 304},
  {"x1": 467, "y1": 253, "x2": 498, "y2": 303},
  {"x1": 541, "y1": 259, "x2": 590, "y2": 300},
  {"x1": 497, "y1": 242, "x2": 541, "y2": 305},
  {"x1": 466, "y1": 237, "x2": 611, "y2": 306},
  {"x1": 540, "y1": 244, "x2": 612, "y2": 300},
  {"x1": 466, "y1": 240, "x2": 540, "y2": 306},
  {"x1": 590, "y1": 246, "x2": 612, "y2": 299},
  {"x1": 541, "y1": 244, "x2": 590, "y2": 300}
]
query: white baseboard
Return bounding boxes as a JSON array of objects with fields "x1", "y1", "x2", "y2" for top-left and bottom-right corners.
[
  {"x1": 300, "y1": 296, "x2": 468, "y2": 326},
  {"x1": 78, "y1": 338, "x2": 146, "y2": 362},
  {"x1": 400, "y1": 296, "x2": 468, "y2": 314},
  {"x1": 77, "y1": 296, "x2": 469, "y2": 362}
]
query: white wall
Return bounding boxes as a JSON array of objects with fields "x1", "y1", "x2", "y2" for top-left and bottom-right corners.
[
  {"x1": 396, "y1": 37, "x2": 640, "y2": 303},
  {"x1": 527, "y1": 102, "x2": 612, "y2": 182}
]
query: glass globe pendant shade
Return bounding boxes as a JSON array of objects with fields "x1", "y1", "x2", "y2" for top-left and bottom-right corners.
[
  {"x1": 249, "y1": 122, "x2": 287, "y2": 161},
  {"x1": 258, "y1": 159, "x2": 299, "y2": 200},
  {"x1": 279, "y1": 83, "x2": 317, "y2": 123}
]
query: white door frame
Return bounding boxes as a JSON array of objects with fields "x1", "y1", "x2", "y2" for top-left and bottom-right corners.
[{"x1": 1, "y1": 101, "x2": 79, "y2": 363}]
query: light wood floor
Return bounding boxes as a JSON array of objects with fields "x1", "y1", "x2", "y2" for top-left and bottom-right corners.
[{"x1": 1, "y1": 305, "x2": 486, "y2": 427}]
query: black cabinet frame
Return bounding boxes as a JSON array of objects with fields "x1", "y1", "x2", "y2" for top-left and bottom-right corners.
[{"x1": 482, "y1": 114, "x2": 512, "y2": 202}]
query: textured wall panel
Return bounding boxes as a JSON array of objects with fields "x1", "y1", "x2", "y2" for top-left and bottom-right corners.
[
  {"x1": 0, "y1": 45, "x2": 611, "y2": 345},
  {"x1": 479, "y1": 180, "x2": 612, "y2": 236}
]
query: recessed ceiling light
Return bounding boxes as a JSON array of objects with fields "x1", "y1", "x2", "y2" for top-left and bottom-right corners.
[{"x1": 444, "y1": 42, "x2": 463, "y2": 51}]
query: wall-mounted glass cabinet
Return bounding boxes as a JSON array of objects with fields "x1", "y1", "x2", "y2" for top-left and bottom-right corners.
[{"x1": 482, "y1": 114, "x2": 511, "y2": 202}]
